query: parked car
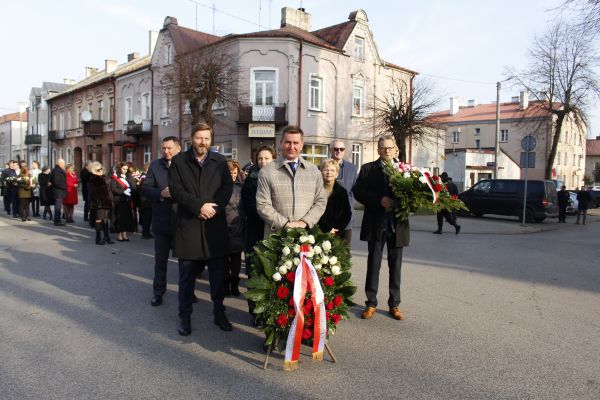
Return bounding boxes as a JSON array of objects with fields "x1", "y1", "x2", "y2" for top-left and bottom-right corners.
[
  {"x1": 459, "y1": 179, "x2": 558, "y2": 222},
  {"x1": 566, "y1": 191, "x2": 579, "y2": 215},
  {"x1": 588, "y1": 189, "x2": 600, "y2": 208}
]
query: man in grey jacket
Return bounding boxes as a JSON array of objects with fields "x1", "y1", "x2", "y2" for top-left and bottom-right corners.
[
  {"x1": 256, "y1": 126, "x2": 327, "y2": 233},
  {"x1": 330, "y1": 139, "x2": 358, "y2": 243}
]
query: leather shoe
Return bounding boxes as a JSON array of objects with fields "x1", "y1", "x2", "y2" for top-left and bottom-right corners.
[
  {"x1": 178, "y1": 315, "x2": 191, "y2": 336},
  {"x1": 455, "y1": 225, "x2": 461, "y2": 235},
  {"x1": 389, "y1": 307, "x2": 405, "y2": 320},
  {"x1": 361, "y1": 306, "x2": 377, "y2": 319},
  {"x1": 214, "y1": 312, "x2": 233, "y2": 331},
  {"x1": 54, "y1": 222, "x2": 66, "y2": 226},
  {"x1": 432, "y1": 230, "x2": 442, "y2": 234},
  {"x1": 151, "y1": 295, "x2": 162, "y2": 307}
]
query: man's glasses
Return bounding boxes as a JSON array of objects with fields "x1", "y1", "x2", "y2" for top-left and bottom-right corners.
[
  {"x1": 379, "y1": 147, "x2": 394, "y2": 151},
  {"x1": 332, "y1": 147, "x2": 345, "y2": 152}
]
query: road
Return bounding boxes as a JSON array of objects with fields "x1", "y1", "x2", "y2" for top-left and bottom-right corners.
[{"x1": 1, "y1": 211, "x2": 599, "y2": 399}]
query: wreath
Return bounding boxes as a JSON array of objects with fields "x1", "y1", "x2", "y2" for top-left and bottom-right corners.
[{"x1": 245, "y1": 227, "x2": 356, "y2": 358}]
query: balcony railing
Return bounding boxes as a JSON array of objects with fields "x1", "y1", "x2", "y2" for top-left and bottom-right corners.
[
  {"x1": 238, "y1": 103, "x2": 287, "y2": 124},
  {"x1": 83, "y1": 120, "x2": 104, "y2": 136},
  {"x1": 124, "y1": 119, "x2": 152, "y2": 135},
  {"x1": 48, "y1": 130, "x2": 65, "y2": 141},
  {"x1": 25, "y1": 134, "x2": 42, "y2": 146}
]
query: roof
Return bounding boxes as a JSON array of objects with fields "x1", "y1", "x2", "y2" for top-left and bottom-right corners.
[
  {"x1": 30, "y1": 87, "x2": 42, "y2": 97},
  {"x1": 42, "y1": 82, "x2": 72, "y2": 94},
  {"x1": 312, "y1": 20, "x2": 357, "y2": 49},
  {"x1": 231, "y1": 25, "x2": 342, "y2": 52},
  {"x1": 587, "y1": 139, "x2": 600, "y2": 156},
  {"x1": 166, "y1": 24, "x2": 220, "y2": 55},
  {"x1": 428, "y1": 100, "x2": 555, "y2": 124},
  {"x1": 0, "y1": 112, "x2": 28, "y2": 124}
]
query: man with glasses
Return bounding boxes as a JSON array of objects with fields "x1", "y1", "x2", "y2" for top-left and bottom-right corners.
[
  {"x1": 329, "y1": 140, "x2": 358, "y2": 243},
  {"x1": 353, "y1": 135, "x2": 410, "y2": 321}
]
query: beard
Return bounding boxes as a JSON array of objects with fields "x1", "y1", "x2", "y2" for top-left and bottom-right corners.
[{"x1": 195, "y1": 144, "x2": 208, "y2": 156}]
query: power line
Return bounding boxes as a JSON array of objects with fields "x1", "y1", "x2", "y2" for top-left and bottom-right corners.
[
  {"x1": 187, "y1": 0, "x2": 269, "y2": 32},
  {"x1": 419, "y1": 73, "x2": 495, "y2": 86}
]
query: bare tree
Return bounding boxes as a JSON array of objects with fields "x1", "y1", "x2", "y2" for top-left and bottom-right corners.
[
  {"x1": 558, "y1": 0, "x2": 600, "y2": 34},
  {"x1": 372, "y1": 77, "x2": 442, "y2": 162},
  {"x1": 163, "y1": 46, "x2": 240, "y2": 135},
  {"x1": 507, "y1": 22, "x2": 600, "y2": 179}
]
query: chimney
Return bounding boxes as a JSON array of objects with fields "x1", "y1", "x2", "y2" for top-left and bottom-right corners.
[
  {"x1": 149, "y1": 30, "x2": 159, "y2": 56},
  {"x1": 281, "y1": 7, "x2": 312, "y2": 31},
  {"x1": 519, "y1": 90, "x2": 529, "y2": 110},
  {"x1": 467, "y1": 99, "x2": 477, "y2": 108},
  {"x1": 63, "y1": 78, "x2": 76, "y2": 85},
  {"x1": 127, "y1": 52, "x2": 141, "y2": 62},
  {"x1": 85, "y1": 67, "x2": 99, "y2": 78},
  {"x1": 105, "y1": 59, "x2": 117, "y2": 73},
  {"x1": 449, "y1": 97, "x2": 460, "y2": 115},
  {"x1": 163, "y1": 16, "x2": 178, "y2": 28}
]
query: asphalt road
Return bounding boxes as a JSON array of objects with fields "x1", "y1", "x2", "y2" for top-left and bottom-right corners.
[{"x1": 1, "y1": 211, "x2": 599, "y2": 400}]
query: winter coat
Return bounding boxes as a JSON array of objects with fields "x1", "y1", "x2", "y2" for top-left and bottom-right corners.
[
  {"x1": 337, "y1": 160, "x2": 358, "y2": 229},
  {"x1": 89, "y1": 174, "x2": 112, "y2": 210},
  {"x1": 50, "y1": 166, "x2": 67, "y2": 199},
  {"x1": 141, "y1": 158, "x2": 176, "y2": 236},
  {"x1": 38, "y1": 172, "x2": 54, "y2": 206},
  {"x1": 226, "y1": 181, "x2": 245, "y2": 253},
  {"x1": 64, "y1": 172, "x2": 79, "y2": 206},
  {"x1": 577, "y1": 190, "x2": 592, "y2": 210},
  {"x1": 241, "y1": 165, "x2": 264, "y2": 253},
  {"x1": 17, "y1": 176, "x2": 34, "y2": 199},
  {"x1": 318, "y1": 181, "x2": 352, "y2": 238}
]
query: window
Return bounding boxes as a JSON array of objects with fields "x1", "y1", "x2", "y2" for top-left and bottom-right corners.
[
  {"x1": 473, "y1": 180, "x2": 491, "y2": 193},
  {"x1": 124, "y1": 97, "x2": 133, "y2": 122},
  {"x1": 88, "y1": 102, "x2": 93, "y2": 115},
  {"x1": 126, "y1": 151, "x2": 133, "y2": 163},
  {"x1": 66, "y1": 110, "x2": 71, "y2": 130},
  {"x1": 474, "y1": 128, "x2": 481, "y2": 136},
  {"x1": 214, "y1": 142, "x2": 232, "y2": 158},
  {"x1": 573, "y1": 154, "x2": 576, "y2": 166},
  {"x1": 309, "y1": 75, "x2": 323, "y2": 111},
  {"x1": 352, "y1": 143, "x2": 362, "y2": 167},
  {"x1": 352, "y1": 85, "x2": 364, "y2": 117},
  {"x1": 354, "y1": 36, "x2": 365, "y2": 61},
  {"x1": 108, "y1": 98, "x2": 114, "y2": 122},
  {"x1": 452, "y1": 131, "x2": 460, "y2": 143},
  {"x1": 500, "y1": 129, "x2": 508, "y2": 142},
  {"x1": 579, "y1": 155, "x2": 582, "y2": 168},
  {"x1": 98, "y1": 100, "x2": 104, "y2": 121},
  {"x1": 301, "y1": 144, "x2": 328, "y2": 165},
  {"x1": 141, "y1": 93, "x2": 151, "y2": 120},
  {"x1": 66, "y1": 147, "x2": 72, "y2": 163},
  {"x1": 52, "y1": 114, "x2": 57, "y2": 130},
  {"x1": 166, "y1": 44, "x2": 173, "y2": 65},
  {"x1": 59, "y1": 112, "x2": 64, "y2": 132},
  {"x1": 161, "y1": 90, "x2": 170, "y2": 117},
  {"x1": 474, "y1": 139, "x2": 480, "y2": 149},
  {"x1": 77, "y1": 106, "x2": 82, "y2": 128},
  {"x1": 557, "y1": 152, "x2": 561, "y2": 165},
  {"x1": 252, "y1": 69, "x2": 277, "y2": 106},
  {"x1": 579, "y1": 134, "x2": 582, "y2": 146},
  {"x1": 143, "y1": 145, "x2": 151, "y2": 164}
]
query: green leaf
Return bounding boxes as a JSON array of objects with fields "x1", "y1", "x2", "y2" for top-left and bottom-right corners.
[
  {"x1": 340, "y1": 285, "x2": 357, "y2": 297},
  {"x1": 265, "y1": 329, "x2": 275, "y2": 346},
  {"x1": 245, "y1": 291, "x2": 268, "y2": 301},
  {"x1": 246, "y1": 275, "x2": 273, "y2": 290},
  {"x1": 257, "y1": 251, "x2": 276, "y2": 278},
  {"x1": 253, "y1": 304, "x2": 266, "y2": 314}
]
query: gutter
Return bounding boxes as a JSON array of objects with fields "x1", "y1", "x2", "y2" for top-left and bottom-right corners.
[{"x1": 297, "y1": 39, "x2": 303, "y2": 128}]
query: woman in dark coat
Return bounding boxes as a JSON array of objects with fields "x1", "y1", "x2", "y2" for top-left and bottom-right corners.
[
  {"x1": 89, "y1": 161, "x2": 114, "y2": 245},
  {"x1": 110, "y1": 162, "x2": 135, "y2": 241},
  {"x1": 38, "y1": 166, "x2": 54, "y2": 220},
  {"x1": 318, "y1": 159, "x2": 352, "y2": 239},
  {"x1": 225, "y1": 160, "x2": 245, "y2": 296}
]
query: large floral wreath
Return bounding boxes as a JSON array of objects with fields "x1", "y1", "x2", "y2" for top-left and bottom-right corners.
[{"x1": 245, "y1": 227, "x2": 356, "y2": 358}]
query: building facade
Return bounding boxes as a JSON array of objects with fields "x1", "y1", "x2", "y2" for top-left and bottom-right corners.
[
  {"x1": 585, "y1": 137, "x2": 600, "y2": 185},
  {"x1": 0, "y1": 112, "x2": 28, "y2": 166}
]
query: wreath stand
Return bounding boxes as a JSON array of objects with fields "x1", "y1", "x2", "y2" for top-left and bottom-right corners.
[{"x1": 263, "y1": 340, "x2": 337, "y2": 371}]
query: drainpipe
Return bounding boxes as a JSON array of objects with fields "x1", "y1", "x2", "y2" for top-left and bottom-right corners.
[
  {"x1": 151, "y1": 67, "x2": 155, "y2": 159},
  {"x1": 112, "y1": 79, "x2": 117, "y2": 169},
  {"x1": 178, "y1": 93, "x2": 182, "y2": 143},
  {"x1": 297, "y1": 39, "x2": 303, "y2": 128},
  {"x1": 409, "y1": 74, "x2": 415, "y2": 164}
]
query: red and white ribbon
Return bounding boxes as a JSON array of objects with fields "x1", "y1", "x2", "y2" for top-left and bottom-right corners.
[{"x1": 420, "y1": 170, "x2": 439, "y2": 204}]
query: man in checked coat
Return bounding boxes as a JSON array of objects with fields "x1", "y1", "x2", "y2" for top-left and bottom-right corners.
[{"x1": 256, "y1": 126, "x2": 327, "y2": 234}]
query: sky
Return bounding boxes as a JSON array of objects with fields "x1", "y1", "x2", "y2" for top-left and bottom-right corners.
[{"x1": 1, "y1": 0, "x2": 598, "y2": 136}]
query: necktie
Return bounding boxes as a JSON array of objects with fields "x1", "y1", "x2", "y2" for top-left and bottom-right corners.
[{"x1": 288, "y1": 161, "x2": 297, "y2": 174}]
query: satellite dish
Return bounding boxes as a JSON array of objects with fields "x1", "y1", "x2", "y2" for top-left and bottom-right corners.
[
  {"x1": 81, "y1": 110, "x2": 92, "y2": 122},
  {"x1": 133, "y1": 115, "x2": 142, "y2": 124}
]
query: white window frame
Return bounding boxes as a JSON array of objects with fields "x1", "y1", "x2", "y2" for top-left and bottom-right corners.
[
  {"x1": 354, "y1": 36, "x2": 365, "y2": 61},
  {"x1": 301, "y1": 143, "x2": 329, "y2": 165},
  {"x1": 77, "y1": 106, "x2": 82, "y2": 128},
  {"x1": 352, "y1": 143, "x2": 362, "y2": 167},
  {"x1": 141, "y1": 92, "x2": 151, "y2": 120},
  {"x1": 108, "y1": 97, "x2": 114, "y2": 122},
  {"x1": 166, "y1": 44, "x2": 173, "y2": 65},
  {"x1": 309, "y1": 74, "x2": 324, "y2": 112},
  {"x1": 126, "y1": 151, "x2": 133, "y2": 163},
  {"x1": 66, "y1": 147, "x2": 72, "y2": 163},
  {"x1": 161, "y1": 90, "x2": 170, "y2": 118},
  {"x1": 474, "y1": 128, "x2": 481, "y2": 136},
  {"x1": 66, "y1": 110, "x2": 71, "y2": 130},
  {"x1": 500, "y1": 129, "x2": 509, "y2": 142},
  {"x1": 124, "y1": 97, "x2": 133, "y2": 123},
  {"x1": 250, "y1": 67, "x2": 279, "y2": 106},
  {"x1": 59, "y1": 112, "x2": 64, "y2": 133},
  {"x1": 475, "y1": 139, "x2": 481, "y2": 149},
  {"x1": 452, "y1": 131, "x2": 460, "y2": 144},
  {"x1": 557, "y1": 152, "x2": 561, "y2": 165},
  {"x1": 214, "y1": 142, "x2": 233, "y2": 158},
  {"x1": 352, "y1": 83, "x2": 365, "y2": 117},
  {"x1": 98, "y1": 100, "x2": 104, "y2": 122},
  {"x1": 143, "y1": 145, "x2": 151, "y2": 164}
]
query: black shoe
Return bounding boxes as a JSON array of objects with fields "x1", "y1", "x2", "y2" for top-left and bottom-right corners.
[
  {"x1": 192, "y1": 294, "x2": 198, "y2": 303},
  {"x1": 432, "y1": 230, "x2": 442, "y2": 234},
  {"x1": 151, "y1": 295, "x2": 162, "y2": 306},
  {"x1": 455, "y1": 225, "x2": 461, "y2": 235},
  {"x1": 178, "y1": 315, "x2": 191, "y2": 336},
  {"x1": 214, "y1": 312, "x2": 233, "y2": 331},
  {"x1": 54, "y1": 221, "x2": 66, "y2": 226},
  {"x1": 142, "y1": 233, "x2": 154, "y2": 239}
]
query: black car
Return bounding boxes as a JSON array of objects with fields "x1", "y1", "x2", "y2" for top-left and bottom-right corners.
[{"x1": 459, "y1": 179, "x2": 558, "y2": 222}]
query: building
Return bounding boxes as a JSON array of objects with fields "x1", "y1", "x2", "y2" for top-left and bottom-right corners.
[
  {"x1": 151, "y1": 8, "x2": 425, "y2": 167},
  {"x1": 585, "y1": 137, "x2": 600, "y2": 185},
  {"x1": 430, "y1": 93, "x2": 587, "y2": 189},
  {"x1": 0, "y1": 111, "x2": 28, "y2": 166},
  {"x1": 444, "y1": 148, "x2": 520, "y2": 191},
  {"x1": 26, "y1": 81, "x2": 74, "y2": 166}
]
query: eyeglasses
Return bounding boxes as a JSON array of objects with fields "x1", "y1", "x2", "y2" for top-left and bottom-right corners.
[
  {"x1": 332, "y1": 147, "x2": 345, "y2": 152},
  {"x1": 379, "y1": 147, "x2": 394, "y2": 151}
]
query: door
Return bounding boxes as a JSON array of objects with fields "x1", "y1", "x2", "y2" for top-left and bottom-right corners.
[{"x1": 73, "y1": 147, "x2": 83, "y2": 177}]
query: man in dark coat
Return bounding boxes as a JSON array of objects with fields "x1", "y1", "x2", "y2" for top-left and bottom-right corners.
[
  {"x1": 433, "y1": 172, "x2": 461, "y2": 234},
  {"x1": 576, "y1": 186, "x2": 592, "y2": 225},
  {"x1": 81, "y1": 160, "x2": 92, "y2": 221},
  {"x1": 353, "y1": 134, "x2": 409, "y2": 321},
  {"x1": 557, "y1": 185, "x2": 569, "y2": 223},
  {"x1": 141, "y1": 136, "x2": 181, "y2": 307},
  {"x1": 330, "y1": 139, "x2": 358, "y2": 243},
  {"x1": 2, "y1": 160, "x2": 17, "y2": 216},
  {"x1": 168, "y1": 123, "x2": 234, "y2": 335},
  {"x1": 50, "y1": 159, "x2": 67, "y2": 226}
]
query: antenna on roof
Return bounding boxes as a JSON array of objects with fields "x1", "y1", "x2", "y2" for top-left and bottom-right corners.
[{"x1": 258, "y1": 0, "x2": 262, "y2": 32}]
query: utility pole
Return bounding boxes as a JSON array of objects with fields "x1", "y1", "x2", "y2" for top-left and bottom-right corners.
[{"x1": 494, "y1": 81, "x2": 501, "y2": 179}]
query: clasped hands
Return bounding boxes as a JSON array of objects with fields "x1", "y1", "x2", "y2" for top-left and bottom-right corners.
[{"x1": 198, "y1": 202, "x2": 218, "y2": 220}]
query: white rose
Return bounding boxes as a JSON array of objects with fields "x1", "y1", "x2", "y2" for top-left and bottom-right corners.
[
  {"x1": 314, "y1": 264, "x2": 322, "y2": 270},
  {"x1": 307, "y1": 249, "x2": 314, "y2": 258},
  {"x1": 331, "y1": 265, "x2": 341, "y2": 275},
  {"x1": 293, "y1": 257, "x2": 301, "y2": 266},
  {"x1": 321, "y1": 256, "x2": 329, "y2": 265},
  {"x1": 272, "y1": 272, "x2": 282, "y2": 282},
  {"x1": 282, "y1": 246, "x2": 291, "y2": 256},
  {"x1": 419, "y1": 176, "x2": 428, "y2": 184},
  {"x1": 294, "y1": 244, "x2": 301, "y2": 254},
  {"x1": 308, "y1": 235, "x2": 315, "y2": 244},
  {"x1": 279, "y1": 265, "x2": 288, "y2": 274},
  {"x1": 322, "y1": 241, "x2": 332, "y2": 252},
  {"x1": 329, "y1": 256, "x2": 338, "y2": 265},
  {"x1": 403, "y1": 172, "x2": 411, "y2": 178},
  {"x1": 313, "y1": 245, "x2": 322, "y2": 255},
  {"x1": 285, "y1": 260, "x2": 293, "y2": 268},
  {"x1": 299, "y1": 235, "x2": 308, "y2": 243}
]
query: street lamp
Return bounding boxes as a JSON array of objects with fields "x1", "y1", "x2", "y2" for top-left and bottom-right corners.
[{"x1": 494, "y1": 77, "x2": 515, "y2": 179}]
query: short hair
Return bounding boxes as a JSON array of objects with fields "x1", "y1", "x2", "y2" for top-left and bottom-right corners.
[
  {"x1": 329, "y1": 139, "x2": 345, "y2": 149},
  {"x1": 227, "y1": 159, "x2": 244, "y2": 181},
  {"x1": 162, "y1": 136, "x2": 180, "y2": 145},
  {"x1": 378, "y1": 134, "x2": 395, "y2": 148},
  {"x1": 440, "y1": 172, "x2": 449, "y2": 180},
  {"x1": 42, "y1": 165, "x2": 50, "y2": 172},
  {"x1": 255, "y1": 145, "x2": 276, "y2": 163},
  {"x1": 191, "y1": 123, "x2": 212, "y2": 136},
  {"x1": 90, "y1": 161, "x2": 103, "y2": 174},
  {"x1": 319, "y1": 158, "x2": 340, "y2": 172},
  {"x1": 65, "y1": 163, "x2": 75, "y2": 172},
  {"x1": 282, "y1": 125, "x2": 304, "y2": 138},
  {"x1": 32, "y1": 160, "x2": 40, "y2": 168}
]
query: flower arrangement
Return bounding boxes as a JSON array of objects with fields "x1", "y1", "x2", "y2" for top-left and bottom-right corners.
[
  {"x1": 383, "y1": 161, "x2": 468, "y2": 222},
  {"x1": 245, "y1": 227, "x2": 356, "y2": 361}
]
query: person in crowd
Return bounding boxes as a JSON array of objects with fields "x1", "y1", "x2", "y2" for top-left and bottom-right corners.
[
  {"x1": 50, "y1": 159, "x2": 67, "y2": 226},
  {"x1": 63, "y1": 163, "x2": 79, "y2": 223},
  {"x1": 576, "y1": 186, "x2": 592, "y2": 225},
  {"x1": 81, "y1": 160, "x2": 93, "y2": 222},
  {"x1": 88, "y1": 162, "x2": 114, "y2": 245},
  {"x1": 557, "y1": 185, "x2": 569, "y2": 223},
  {"x1": 256, "y1": 126, "x2": 327, "y2": 235},
  {"x1": 141, "y1": 136, "x2": 182, "y2": 307},
  {"x1": 38, "y1": 166, "x2": 54, "y2": 220},
  {"x1": 317, "y1": 159, "x2": 352, "y2": 238},
  {"x1": 30, "y1": 161, "x2": 42, "y2": 217},
  {"x1": 138, "y1": 163, "x2": 153, "y2": 239},
  {"x1": 1, "y1": 161, "x2": 16, "y2": 215},
  {"x1": 110, "y1": 162, "x2": 135, "y2": 241},
  {"x1": 433, "y1": 172, "x2": 461, "y2": 235},
  {"x1": 353, "y1": 135, "x2": 410, "y2": 321},
  {"x1": 329, "y1": 139, "x2": 358, "y2": 243},
  {"x1": 224, "y1": 160, "x2": 245, "y2": 297},
  {"x1": 17, "y1": 165, "x2": 34, "y2": 222},
  {"x1": 128, "y1": 162, "x2": 141, "y2": 232},
  {"x1": 10, "y1": 160, "x2": 20, "y2": 218},
  {"x1": 168, "y1": 123, "x2": 234, "y2": 335}
]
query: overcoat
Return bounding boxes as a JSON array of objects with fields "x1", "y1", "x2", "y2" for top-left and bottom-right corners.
[
  {"x1": 141, "y1": 157, "x2": 177, "y2": 236},
  {"x1": 50, "y1": 166, "x2": 67, "y2": 199}
]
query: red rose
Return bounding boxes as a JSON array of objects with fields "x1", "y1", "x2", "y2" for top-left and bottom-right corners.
[
  {"x1": 303, "y1": 299, "x2": 313, "y2": 313},
  {"x1": 326, "y1": 312, "x2": 330, "y2": 320},
  {"x1": 333, "y1": 295, "x2": 343, "y2": 307},
  {"x1": 276, "y1": 314, "x2": 288, "y2": 327},
  {"x1": 276, "y1": 285, "x2": 290, "y2": 300},
  {"x1": 433, "y1": 184, "x2": 443, "y2": 192},
  {"x1": 289, "y1": 298, "x2": 295, "y2": 307},
  {"x1": 305, "y1": 317, "x2": 314, "y2": 327},
  {"x1": 326, "y1": 302, "x2": 334, "y2": 311},
  {"x1": 450, "y1": 194, "x2": 458, "y2": 200},
  {"x1": 287, "y1": 308, "x2": 296, "y2": 317},
  {"x1": 302, "y1": 328, "x2": 312, "y2": 340},
  {"x1": 432, "y1": 175, "x2": 439, "y2": 180},
  {"x1": 323, "y1": 276, "x2": 334, "y2": 287},
  {"x1": 285, "y1": 271, "x2": 295, "y2": 283},
  {"x1": 331, "y1": 314, "x2": 341, "y2": 324}
]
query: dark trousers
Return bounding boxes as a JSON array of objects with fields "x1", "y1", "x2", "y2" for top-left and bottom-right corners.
[
  {"x1": 54, "y1": 198, "x2": 64, "y2": 223},
  {"x1": 558, "y1": 205, "x2": 567, "y2": 222},
  {"x1": 225, "y1": 252, "x2": 242, "y2": 279},
  {"x1": 3, "y1": 194, "x2": 10, "y2": 213},
  {"x1": 19, "y1": 198, "x2": 31, "y2": 220},
  {"x1": 365, "y1": 230, "x2": 403, "y2": 308},
  {"x1": 576, "y1": 208, "x2": 588, "y2": 224},
  {"x1": 31, "y1": 196, "x2": 40, "y2": 216},
  {"x1": 343, "y1": 229, "x2": 353, "y2": 245},
  {"x1": 178, "y1": 257, "x2": 226, "y2": 316},
  {"x1": 437, "y1": 210, "x2": 457, "y2": 230},
  {"x1": 11, "y1": 191, "x2": 19, "y2": 217},
  {"x1": 153, "y1": 233, "x2": 172, "y2": 296},
  {"x1": 140, "y1": 206, "x2": 152, "y2": 236}
]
